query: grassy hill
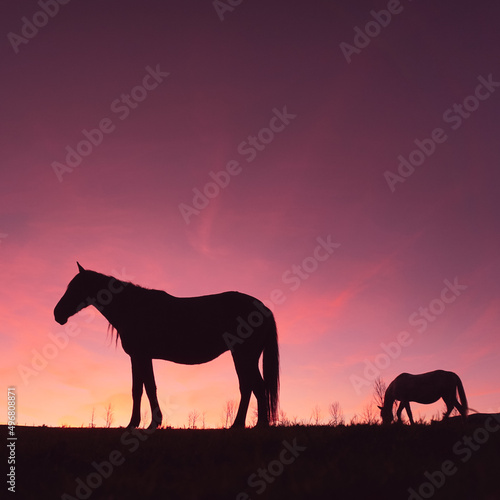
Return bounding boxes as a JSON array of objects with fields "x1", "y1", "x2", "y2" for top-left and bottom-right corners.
[{"x1": 7, "y1": 421, "x2": 500, "y2": 499}]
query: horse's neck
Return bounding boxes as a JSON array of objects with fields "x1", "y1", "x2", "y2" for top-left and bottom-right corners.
[
  {"x1": 91, "y1": 274, "x2": 129, "y2": 327},
  {"x1": 384, "y1": 386, "x2": 396, "y2": 408},
  {"x1": 99, "y1": 300, "x2": 121, "y2": 328}
]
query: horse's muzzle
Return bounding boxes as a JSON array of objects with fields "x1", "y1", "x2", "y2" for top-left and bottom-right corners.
[{"x1": 54, "y1": 309, "x2": 68, "y2": 325}]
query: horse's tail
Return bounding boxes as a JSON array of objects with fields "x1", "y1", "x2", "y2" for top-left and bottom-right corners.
[
  {"x1": 263, "y1": 314, "x2": 280, "y2": 424},
  {"x1": 455, "y1": 374, "x2": 468, "y2": 418}
]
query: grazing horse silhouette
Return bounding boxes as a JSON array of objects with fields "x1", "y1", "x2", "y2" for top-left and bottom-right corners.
[
  {"x1": 378, "y1": 370, "x2": 468, "y2": 424},
  {"x1": 54, "y1": 263, "x2": 279, "y2": 429}
]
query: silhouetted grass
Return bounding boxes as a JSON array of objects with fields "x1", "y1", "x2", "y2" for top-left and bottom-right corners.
[{"x1": 7, "y1": 422, "x2": 500, "y2": 499}]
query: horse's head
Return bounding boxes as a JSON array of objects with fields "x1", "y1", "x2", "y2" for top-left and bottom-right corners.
[
  {"x1": 54, "y1": 262, "x2": 91, "y2": 325},
  {"x1": 378, "y1": 404, "x2": 394, "y2": 425}
]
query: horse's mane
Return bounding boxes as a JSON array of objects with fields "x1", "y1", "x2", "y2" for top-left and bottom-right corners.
[
  {"x1": 107, "y1": 323, "x2": 119, "y2": 347},
  {"x1": 94, "y1": 270, "x2": 167, "y2": 347},
  {"x1": 89, "y1": 270, "x2": 146, "y2": 347}
]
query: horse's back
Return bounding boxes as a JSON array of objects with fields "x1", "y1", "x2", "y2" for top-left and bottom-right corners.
[
  {"x1": 173, "y1": 291, "x2": 269, "y2": 324},
  {"x1": 392, "y1": 370, "x2": 461, "y2": 404},
  {"x1": 398, "y1": 370, "x2": 457, "y2": 382}
]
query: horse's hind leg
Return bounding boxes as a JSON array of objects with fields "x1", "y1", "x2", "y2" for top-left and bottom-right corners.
[
  {"x1": 232, "y1": 389, "x2": 251, "y2": 428},
  {"x1": 231, "y1": 354, "x2": 262, "y2": 428},
  {"x1": 451, "y1": 397, "x2": 467, "y2": 421},
  {"x1": 443, "y1": 396, "x2": 467, "y2": 422},
  {"x1": 231, "y1": 374, "x2": 252, "y2": 427},
  {"x1": 443, "y1": 396, "x2": 457, "y2": 420},
  {"x1": 456, "y1": 402, "x2": 467, "y2": 422}
]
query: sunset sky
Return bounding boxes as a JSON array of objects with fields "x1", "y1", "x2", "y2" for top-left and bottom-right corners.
[{"x1": 1, "y1": 0, "x2": 499, "y2": 428}]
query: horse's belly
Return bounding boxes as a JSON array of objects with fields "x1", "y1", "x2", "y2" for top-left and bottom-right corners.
[
  {"x1": 414, "y1": 396, "x2": 440, "y2": 404},
  {"x1": 121, "y1": 329, "x2": 228, "y2": 364},
  {"x1": 155, "y1": 349, "x2": 225, "y2": 365},
  {"x1": 154, "y1": 334, "x2": 227, "y2": 364}
]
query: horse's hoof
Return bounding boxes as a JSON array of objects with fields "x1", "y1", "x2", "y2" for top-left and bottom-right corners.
[
  {"x1": 147, "y1": 421, "x2": 161, "y2": 431},
  {"x1": 255, "y1": 421, "x2": 270, "y2": 428},
  {"x1": 230, "y1": 422, "x2": 245, "y2": 429}
]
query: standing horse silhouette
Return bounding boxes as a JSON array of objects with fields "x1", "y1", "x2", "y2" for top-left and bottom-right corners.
[
  {"x1": 54, "y1": 263, "x2": 279, "y2": 429},
  {"x1": 378, "y1": 370, "x2": 468, "y2": 424}
]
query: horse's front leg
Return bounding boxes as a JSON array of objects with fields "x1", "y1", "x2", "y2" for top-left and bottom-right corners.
[
  {"x1": 396, "y1": 402, "x2": 405, "y2": 423},
  {"x1": 142, "y1": 358, "x2": 163, "y2": 430},
  {"x1": 405, "y1": 403, "x2": 415, "y2": 424},
  {"x1": 127, "y1": 356, "x2": 144, "y2": 429}
]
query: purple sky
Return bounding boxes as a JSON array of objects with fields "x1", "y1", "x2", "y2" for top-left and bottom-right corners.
[{"x1": 1, "y1": 0, "x2": 499, "y2": 427}]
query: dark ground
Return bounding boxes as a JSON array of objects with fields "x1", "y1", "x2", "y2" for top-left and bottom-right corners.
[{"x1": 5, "y1": 421, "x2": 500, "y2": 500}]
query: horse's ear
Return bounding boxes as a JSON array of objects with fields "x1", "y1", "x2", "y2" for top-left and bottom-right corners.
[{"x1": 77, "y1": 262, "x2": 85, "y2": 273}]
